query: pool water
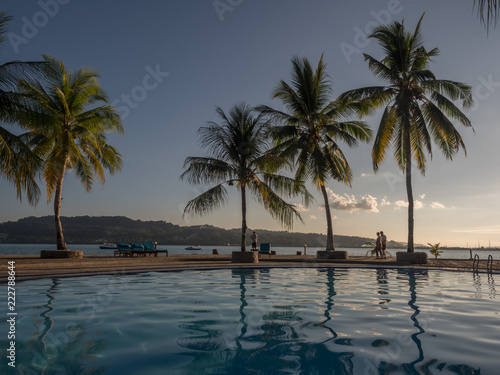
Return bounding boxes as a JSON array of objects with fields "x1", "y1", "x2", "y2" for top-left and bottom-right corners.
[{"x1": 3, "y1": 268, "x2": 499, "y2": 374}]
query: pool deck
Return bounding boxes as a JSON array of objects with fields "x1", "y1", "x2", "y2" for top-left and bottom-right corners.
[{"x1": 2, "y1": 253, "x2": 500, "y2": 282}]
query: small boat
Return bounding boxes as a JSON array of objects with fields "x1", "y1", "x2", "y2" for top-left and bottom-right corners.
[
  {"x1": 99, "y1": 242, "x2": 117, "y2": 249},
  {"x1": 185, "y1": 246, "x2": 202, "y2": 250}
]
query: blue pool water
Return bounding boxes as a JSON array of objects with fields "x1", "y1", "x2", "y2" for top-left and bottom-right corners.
[{"x1": 2, "y1": 268, "x2": 499, "y2": 374}]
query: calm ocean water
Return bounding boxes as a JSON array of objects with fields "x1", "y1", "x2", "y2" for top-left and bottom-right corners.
[{"x1": 0, "y1": 243, "x2": 498, "y2": 259}]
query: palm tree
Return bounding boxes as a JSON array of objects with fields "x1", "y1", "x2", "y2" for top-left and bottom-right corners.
[
  {"x1": 17, "y1": 55, "x2": 123, "y2": 250},
  {"x1": 257, "y1": 55, "x2": 372, "y2": 251},
  {"x1": 339, "y1": 15, "x2": 473, "y2": 252},
  {"x1": 0, "y1": 11, "x2": 46, "y2": 205},
  {"x1": 427, "y1": 242, "x2": 442, "y2": 260},
  {"x1": 181, "y1": 103, "x2": 311, "y2": 252}
]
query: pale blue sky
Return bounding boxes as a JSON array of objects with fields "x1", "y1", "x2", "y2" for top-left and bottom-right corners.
[{"x1": 1, "y1": 0, "x2": 500, "y2": 247}]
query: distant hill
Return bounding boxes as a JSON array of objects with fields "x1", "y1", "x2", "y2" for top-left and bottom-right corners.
[{"x1": 0, "y1": 216, "x2": 407, "y2": 248}]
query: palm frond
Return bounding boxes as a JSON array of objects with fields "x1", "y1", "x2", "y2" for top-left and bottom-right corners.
[
  {"x1": 181, "y1": 156, "x2": 234, "y2": 185},
  {"x1": 474, "y1": 0, "x2": 500, "y2": 32},
  {"x1": 183, "y1": 184, "x2": 229, "y2": 218}
]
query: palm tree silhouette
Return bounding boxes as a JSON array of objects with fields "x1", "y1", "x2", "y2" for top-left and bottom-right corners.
[
  {"x1": 17, "y1": 55, "x2": 123, "y2": 249},
  {"x1": 181, "y1": 103, "x2": 311, "y2": 251},
  {"x1": 340, "y1": 15, "x2": 473, "y2": 252},
  {"x1": 258, "y1": 55, "x2": 372, "y2": 251}
]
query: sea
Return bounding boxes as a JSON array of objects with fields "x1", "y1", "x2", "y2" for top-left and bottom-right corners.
[{"x1": 0, "y1": 243, "x2": 498, "y2": 260}]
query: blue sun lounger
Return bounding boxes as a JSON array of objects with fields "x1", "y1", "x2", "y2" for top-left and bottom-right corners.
[
  {"x1": 114, "y1": 243, "x2": 132, "y2": 257},
  {"x1": 259, "y1": 243, "x2": 274, "y2": 257},
  {"x1": 142, "y1": 240, "x2": 168, "y2": 257}
]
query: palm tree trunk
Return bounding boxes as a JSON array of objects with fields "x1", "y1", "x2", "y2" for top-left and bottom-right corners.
[
  {"x1": 54, "y1": 165, "x2": 66, "y2": 250},
  {"x1": 320, "y1": 184, "x2": 335, "y2": 251},
  {"x1": 240, "y1": 184, "x2": 247, "y2": 252},
  {"x1": 405, "y1": 136, "x2": 414, "y2": 253}
]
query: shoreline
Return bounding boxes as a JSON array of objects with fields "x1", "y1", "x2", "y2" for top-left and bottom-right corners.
[{"x1": 2, "y1": 254, "x2": 500, "y2": 282}]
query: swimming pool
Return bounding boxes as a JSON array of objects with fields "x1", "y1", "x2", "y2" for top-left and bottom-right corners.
[{"x1": 3, "y1": 267, "x2": 498, "y2": 374}]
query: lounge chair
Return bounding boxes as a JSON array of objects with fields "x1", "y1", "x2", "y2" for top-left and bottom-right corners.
[
  {"x1": 130, "y1": 242, "x2": 145, "y2": 257},
  {"x1": 259, "y1": 243, "x2": 273, "y2": 257},
  {"x1": 114, "y1": 243, "x2": 132, "y2": 257},
  {"x1": 142, "y1": 240, "x2": 168, "y2": 257},
  {"x1": 143, "y1": 240, "x2": 155, "y2": 250}
]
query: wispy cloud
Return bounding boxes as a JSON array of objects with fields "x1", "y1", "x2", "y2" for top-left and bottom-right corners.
[
  {"x1": 452, "y1": 225, "x2": 500, "y2": 234},
  {"x1": 308, "y1": 215, "x2": 318, "y2": 220},
  {"x1": 294, "y1": 203, "x2": 309, "y2": 212},
  {"x1": 430, "y1": 201, "x2": 445, "y2": 209},
  {"x1": 393, "y1": 200, "x2": 423, "y2": 210}
]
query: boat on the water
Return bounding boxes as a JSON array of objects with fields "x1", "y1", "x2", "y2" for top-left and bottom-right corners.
[
  {"x1": 99, "y1": 242, "x2": 117, "y2": 249},
  {"x1": 185, "y1": 246, "x2": 202, "y2": 250}
]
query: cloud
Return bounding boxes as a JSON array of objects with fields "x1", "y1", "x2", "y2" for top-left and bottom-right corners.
[
  {"x1": 294, "y1": 203, "x2": 309, "y2": 212},
  {"x1": 326, "y1": 188, "x2": 379, "y2": 213},
  {"x1": 430, "y1": 201, "x2": 445, "y2": 209},
  {"x1": 452, "y1": 225, "x2": 500, "y2": 234},
  {"x1": 308, "y1": 215, "x2": 318, "y2": 220},
  {"x1": 393, "y1": 200, "x2": 423, "y2": 210},
  {"x1": 419, "y1": 194, "x2": 426, "y2": 200},
  {"x1": 380, "y1": 197, "x2": 391, "y2": 206}
]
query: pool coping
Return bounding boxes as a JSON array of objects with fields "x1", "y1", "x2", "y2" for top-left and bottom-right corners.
[{"x1": 4, "y1": 261, "x2": 499, "y2": 283}]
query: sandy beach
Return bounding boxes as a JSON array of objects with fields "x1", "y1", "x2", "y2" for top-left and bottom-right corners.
[{"x1": 2, "y1": 254, "x2": 499, "y2": 282}]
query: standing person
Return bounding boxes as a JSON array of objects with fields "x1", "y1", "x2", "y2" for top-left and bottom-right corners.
[
  {"x1": 251, "y1": 231, "x2": 258, "y2": 250},
  {"x1": 380, "y1": 231, "x2": 387, "y2": 259},
  {"x1": 375, "y1": 232, "x2": 382, "y2": 259}
]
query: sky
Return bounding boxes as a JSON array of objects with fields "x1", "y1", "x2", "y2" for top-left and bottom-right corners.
[{"x1": 1, "y1": 0, "x2": 500, "y2": 247}]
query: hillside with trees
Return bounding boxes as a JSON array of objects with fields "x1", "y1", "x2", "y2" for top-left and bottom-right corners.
[{"x1": 0, "y1": 216, "x2": 407, "y2": 248}]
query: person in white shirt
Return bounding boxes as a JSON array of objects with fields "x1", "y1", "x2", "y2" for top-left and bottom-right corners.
[{"x1": 380, "y1": 231, "x2": 387, "y2": 259}]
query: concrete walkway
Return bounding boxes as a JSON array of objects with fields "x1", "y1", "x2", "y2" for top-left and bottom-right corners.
[{"x1": 2, "y1": 254, "x2": 499, "y2": 282}]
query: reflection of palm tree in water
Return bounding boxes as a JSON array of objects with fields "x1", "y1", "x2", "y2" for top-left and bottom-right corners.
[
  {"x1": 232, "y1": 268, "x2": 354, "y2": 374},
  {"x1": 402, "y1": 270, "x2": 425, "y2": 374},
  {"x1": 319, "y1": 268, "x2": 339, "y2": 340},
  {"x1": 25, "y1": 278, "x2": 108, "y2": 374},
  {"x1": 38, "y1": 278, "x2": 59, "y2": 374},
  {"x1": 176, "y1": 269, "x2": 354, "y2": 373}
]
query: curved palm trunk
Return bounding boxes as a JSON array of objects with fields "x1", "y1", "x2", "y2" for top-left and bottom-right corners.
[
  {"x1": 240, "y1": 184, "x2": 247, "y2": 252},
  {"x1": 405, "y1": 135, "x2": 414, "y2": 253},
  {"x1": 54, "y1": 165, "x2": 67, "y2": 250},
  {"x1": 320, "y1": 184, "x2": 335, "y2": 251}
]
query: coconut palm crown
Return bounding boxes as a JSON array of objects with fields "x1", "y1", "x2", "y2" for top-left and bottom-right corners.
[
  {"x1": 17, "y1": 55, "x2": 123, "y2": 250},
  {"x1": 257, "y1": 55, "x2": 372, "y2": 251},
  {"x1": 0, "y1": 11, "x2": 47, "y2": 205},
  {"x1": 181, "y1": 103, "x2": 312, "y2": 251},
  {"x1": 339, "y1": 14, "x2": 473, "y2": 252}
]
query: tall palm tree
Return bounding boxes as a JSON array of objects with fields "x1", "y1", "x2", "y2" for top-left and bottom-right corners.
[
  {"x1": 0, "y1": 11, "x2": 46, "y2": 205},
  {"x1": 339, "y1": 15, "x2": 473, "y2": 252},
  {"x1": 181, "y1": 103, "x2": 311, "y2": 252},
  {"x1": 257, "y1": 55, "x2": 372, "y2": 251},
  {"x1": 17, "y1": 55, "x2": 123, "y2": 250}
]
